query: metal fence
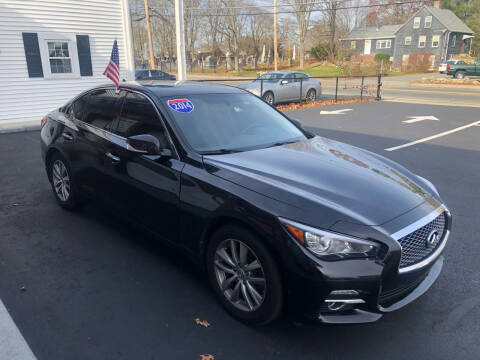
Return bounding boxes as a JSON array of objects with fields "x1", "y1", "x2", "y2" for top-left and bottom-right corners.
[{"x1": 192, "y1": 75, "x2": 382, "y2": 103}]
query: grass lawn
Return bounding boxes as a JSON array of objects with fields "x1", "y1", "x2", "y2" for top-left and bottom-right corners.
[{"x1": 188, "y1": 63, "x2": 419, "y2": 78}]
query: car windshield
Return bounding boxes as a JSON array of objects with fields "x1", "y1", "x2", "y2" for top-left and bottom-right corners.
[
  {"x1": 163, "y1": 93, "x2": 306, "y2": 153},
  {"x1": 257, "y1": 73, "x2": 283, "y2": 83}
]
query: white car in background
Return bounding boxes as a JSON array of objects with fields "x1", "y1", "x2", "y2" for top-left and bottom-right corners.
[{"x1": 439, "y1": 60, "x2": 464, "y2": 74}]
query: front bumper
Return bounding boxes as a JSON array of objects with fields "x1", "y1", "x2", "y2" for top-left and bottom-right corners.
[
  {"x1": 318, "y1": 255, "x2": 443, "y2": 323},
  {"x1": 280, "y1": 206, "x2": 450, "y2": 324}
]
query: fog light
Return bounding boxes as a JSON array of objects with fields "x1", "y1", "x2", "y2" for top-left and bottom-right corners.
[{"x1": 327, "y1": 302, "x2": 347, "y2": 311}]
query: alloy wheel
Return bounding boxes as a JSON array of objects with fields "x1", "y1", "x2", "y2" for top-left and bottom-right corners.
[
  {"x1": 214, "y1": 239, "x2": 266, "y2": 312},
  {"x1": 306, "y1": 89, "x2": 316, "y2": 102},
  {"x1": 263, "y1": 93, "x2": 274, "y2": 105},
  {"x1": 52, "y1": 160, "x2": 70, "y2": 202}
]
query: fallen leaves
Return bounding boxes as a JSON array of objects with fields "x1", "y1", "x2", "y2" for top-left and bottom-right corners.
[
  {"x1": 277, "y1": 97, "x2": 375, "y2": 111},
  {"x1": 200, "y1": 355, "x2": 214, "y2": 360},
  {"x1": 195, "y1": 318, "x2": 211, "y2": 328}
]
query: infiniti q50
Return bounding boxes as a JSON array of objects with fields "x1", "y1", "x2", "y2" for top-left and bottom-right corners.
[{"x1": 40, "y1": 82, "x2": 451, "y2": 325}]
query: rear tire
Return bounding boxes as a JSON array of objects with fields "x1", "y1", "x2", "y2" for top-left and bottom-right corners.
[
  {"x1": 48, "y1": 153, "x2": 80, "y2": 211},
  {"x1": 455, "y1": 71, "x2": 466, "y2": 79},
  {"x1": 262, "y1": 92, "x2": 275, "y2": 105},
  {"x1": 206, "y1": 224, "x2": 283, "y2": 326},
  {"x1": 306, "y1": 89, "x2": 316, "y2": 102}
]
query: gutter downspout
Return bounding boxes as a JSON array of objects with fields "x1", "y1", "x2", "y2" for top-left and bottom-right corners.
[
  {"x1": 443, "y1": 31, "x2": 450, "y2": 62},
  {"x1": 121, "y1": 0, "x2": 135, "y2": 81}
]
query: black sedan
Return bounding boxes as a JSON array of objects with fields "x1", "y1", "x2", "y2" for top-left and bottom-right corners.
[
  {"x1": 135, "y1": 69, "x2": 176, "y2": 81},
  {"x1": 40, "y1": 82, "x2": 451, "y2": 325}
]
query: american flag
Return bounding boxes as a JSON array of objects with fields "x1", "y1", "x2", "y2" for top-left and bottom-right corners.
[{"x1": 103, "y1": 40, "x2": 120, "y2": 88}]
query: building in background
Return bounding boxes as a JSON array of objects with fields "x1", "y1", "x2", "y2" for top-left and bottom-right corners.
[
  {"x1": 341, "y1": 5, "x2": 474, "y2": 69},
  {"x1": 0, "y1": 0, "x2": 134, "y2": 125}
]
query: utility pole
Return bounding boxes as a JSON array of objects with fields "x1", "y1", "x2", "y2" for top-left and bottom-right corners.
[
  {"x1": 175, "y1": 0, "x2": 187, "y2": 80},
  {"x1": 144, "y1": 0, "x2": 155, "y2": 69},
  {"x1": 273, "y1": 0, "x2": 278, "y2": 71}
]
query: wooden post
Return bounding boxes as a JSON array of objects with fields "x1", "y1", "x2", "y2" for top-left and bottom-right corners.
[
  {"x1": 144, "y1": 0, "x2": 155, "y2": 69},
  {"x1": 273, "y1": 0, "x2": 278, "y2": 71}
]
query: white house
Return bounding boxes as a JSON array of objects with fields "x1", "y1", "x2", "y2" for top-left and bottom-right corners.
[{"x1": 0, "y1": 0, "x2": 135, "y2": 126}]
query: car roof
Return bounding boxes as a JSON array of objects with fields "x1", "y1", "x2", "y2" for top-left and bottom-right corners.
[{"x1": 94, "y1": 81, "x2": 246, "y2": 97}]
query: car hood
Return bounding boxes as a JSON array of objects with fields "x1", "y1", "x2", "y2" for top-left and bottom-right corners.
[{"x1": 203, "y1": 136, "x2": 441, "y2": 228}]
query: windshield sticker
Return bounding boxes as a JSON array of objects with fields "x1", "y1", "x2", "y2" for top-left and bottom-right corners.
[{"x1": 167, "y1": 99, "x2": 194, "y2": 113}]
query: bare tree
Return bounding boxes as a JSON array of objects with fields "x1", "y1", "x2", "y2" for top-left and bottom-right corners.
[
  {"x1": 246, "y1": 6, "x2": 271, "y2": 68},
  {"x1": 288, "y1": 0, "x2": 315, "y2": 68},
  {"x1": 205, "y1": 0, "x2": 223, "y2": 56},
  {"x1": 184, "y1": 0, "x2": 201, "y2": 61},
  {"x1": 219, "y1": 0, "x2": 246, "y2": 71}
]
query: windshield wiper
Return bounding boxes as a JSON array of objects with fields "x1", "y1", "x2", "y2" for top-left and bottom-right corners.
[
  {"x1": 266, "y1": 140, "x2": 299, "y2": 148},
  {"x1": 200, "y1": 148, "x2": 242, "y2": 155}
]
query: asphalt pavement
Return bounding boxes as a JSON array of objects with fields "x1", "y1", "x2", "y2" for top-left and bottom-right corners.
[{"x1": 1, "y1": 101, "x2": 480, "y2": 359}]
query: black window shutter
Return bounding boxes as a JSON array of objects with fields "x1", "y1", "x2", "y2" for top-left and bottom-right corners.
[
  {"x1": 76, "y1": 35, "x2": 93, "y2": 76},
  {"x1": 22, "y1": 33, "x2": 43, "y2": 78}
]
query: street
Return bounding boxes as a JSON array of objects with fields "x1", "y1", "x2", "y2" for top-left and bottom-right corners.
[{"x1": 1, "y1": 101, "x2": 479, "y2": 359}]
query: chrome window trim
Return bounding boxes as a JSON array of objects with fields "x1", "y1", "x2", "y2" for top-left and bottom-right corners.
[
  {"x1": 389, "y1": 204, "x2": 450, "y2": 274},
  {"x1": 61, "y1": 86, "x2": 180, "y2": 159}
]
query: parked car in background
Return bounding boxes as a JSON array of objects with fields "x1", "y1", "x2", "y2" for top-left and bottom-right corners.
[
  {"x1": 438, "y1": 60, "x2": 464, "y2": 74},
  {"x1": 237, "y1": 71, "x2": 322, "y2": 105},
  {"x1": 446, "y1": 58, "x2": 480, "y2": 78},
  {"x1": 135, "y1": 69, "x2": 176, "y2": 81},
  {"x1": 40, "y1": 82, "x2": 450, "y2": 326}
]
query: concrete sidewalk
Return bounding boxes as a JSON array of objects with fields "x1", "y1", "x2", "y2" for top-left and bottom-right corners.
[{"x1": 0, "y1": 120, "x2": 40, "y2": 134}]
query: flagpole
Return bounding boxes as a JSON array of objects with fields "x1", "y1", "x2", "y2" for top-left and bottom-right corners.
[
  {"x1": 175, "y1": 0, "x2": 187, "y2": 81},
  {"x1": 144, "y1": 0, "x2": 155, "y2": 69}
]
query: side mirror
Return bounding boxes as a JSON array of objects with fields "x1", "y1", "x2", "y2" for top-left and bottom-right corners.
[
  {"x1": 280, "y1": 79, "x2": 288, "y2": 85},
  {"x1": 290, "y1": 118, "x2": 302, "y2": 128},
  {"x1": 126, "y1": 134, "x2": 161, "y2": 155}
]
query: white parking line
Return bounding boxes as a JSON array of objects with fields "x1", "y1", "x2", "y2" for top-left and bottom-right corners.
[
  {"x1": 385, "y1": 120, "x2": 480, "y2": 151},
  {"x1": 0, "y1": 299, "x2": 36, "y2": 360}
]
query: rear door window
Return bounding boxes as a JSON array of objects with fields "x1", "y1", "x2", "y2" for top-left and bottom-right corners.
[
  {"x1": 112, "y1": 92, "x2": 170, "y2": 149},
  {"x1": 71, "y1": 93, "x2": 89, "y2": 120},
  {"x1": 294, "y1": 73, "x2": 308, "y2": 82},
  {"x1": 83, "y1": 89, "x2": 125, "y2": 130}
]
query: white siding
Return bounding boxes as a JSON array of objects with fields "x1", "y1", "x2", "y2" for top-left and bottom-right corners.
[{"x1": 0, "y1": 0, "x2": 133, "y2": 124}]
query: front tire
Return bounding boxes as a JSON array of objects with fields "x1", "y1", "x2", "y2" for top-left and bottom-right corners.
[
  {"x1": 48, "y1": 153, "x2": 80, "y2": 210},
  {"x1": 206, "y1": 224, "x2": 283, "y2": 326},
  {"x1": 262, "y1": 91, "x2": 275, "y2": 105}
]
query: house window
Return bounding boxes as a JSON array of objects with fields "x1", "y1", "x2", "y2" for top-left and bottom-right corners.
[
  {"x1": 418, "y1": 35, "x2": 426, "y2": 48},
  {"x1": 47, "y1": 41, "x2": 72, "y2": 74},
  {"x1": 405, "y1": 36, "x2": 412, "y2": 45},
  {"x1": 351, "y1": 41, "x2": 356, "y2": 49},
  {"x1": 451, "y1": 34, "x2": 456, "y2": 47},
  {"x1": 425, "y1": 16, "x2": 432, "y2": 28},
  {"x1": 432, "y1": 35, "x2": 440, "y2": 47},
  {"x1": 413, "y1": 17, "x2": 421, "y2": 29},
  {"x1": 376, "y1": 39, "x2": 391, "y2": 49}
]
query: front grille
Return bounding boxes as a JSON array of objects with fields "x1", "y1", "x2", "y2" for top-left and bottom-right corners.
[{"x1": 398, "y1": 212, "x2": 447, "y2": 268}]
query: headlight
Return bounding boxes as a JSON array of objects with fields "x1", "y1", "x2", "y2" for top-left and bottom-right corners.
[
  {"x1": 280, "y1": 218, "x2": 378, "y2": 259},
  {"x1": 249, "y1": 88, "x2": 261, "y2": 96}
]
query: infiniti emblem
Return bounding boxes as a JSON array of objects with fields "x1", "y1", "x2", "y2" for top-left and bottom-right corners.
[{"x1": 426, "y1": 230, "x2": 439, "y2": 247}]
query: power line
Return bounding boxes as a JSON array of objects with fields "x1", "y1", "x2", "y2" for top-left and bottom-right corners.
[
  {"x1": 146, "y1": 0, "x2": 354, "y2": 11},
  {"x1": 133, "y1": 1, "x2": 427, "y2": 19}
]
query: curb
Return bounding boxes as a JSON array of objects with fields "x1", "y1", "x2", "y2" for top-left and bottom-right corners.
[{"x1": 0, "y1": 125, "x2": 41, "y2": 135}]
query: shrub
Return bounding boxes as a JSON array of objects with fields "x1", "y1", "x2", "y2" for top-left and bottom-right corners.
[
  {"x1": 374, "y1": 53, "x2": 391, "y2": 63},
  {"x1": 311, "y1": 44, "x2": 329, "y2": 61}
]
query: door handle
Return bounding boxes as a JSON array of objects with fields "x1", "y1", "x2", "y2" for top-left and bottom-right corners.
[
  {"x1": 62, "y1": 132, "x2": 73, "y2": 141},
  {"x1": 105, "y1": 152, "x2": 121, "y2": 163}
]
